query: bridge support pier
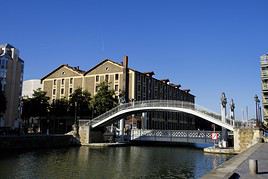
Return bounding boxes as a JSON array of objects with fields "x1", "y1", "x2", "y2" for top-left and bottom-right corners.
[
  {"x1": 119, "y1": 119, "x2": 125, "y2": 141},
  {"x1": 142, "y1": 112, "x2": 148, "y2": 129}
]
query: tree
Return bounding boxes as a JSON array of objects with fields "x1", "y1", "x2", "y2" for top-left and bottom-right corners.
[
  {"x1": 21, "y1": 97, "x2": 32, "y2": 127},
  {"x1": 91, "y1": 82, "x2": 118, "y2": 116},
  {"x1": 50, "y1": 99, "x2": 69, "y2": 117},
  {"x1": 0, "y1": 90, "x2": 7, "y2": 116},
  {"x1": 31, "y1": 88, "x2": 50, "y2": 117},
  {"x1": 69, "y1": 88, "x2": 92, "y2": 117}
]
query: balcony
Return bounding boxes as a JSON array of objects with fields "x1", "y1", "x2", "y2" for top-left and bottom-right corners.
[
  {"x1": 262, "y1": 84, "x2": 268, "y2": 91},
  {"x1": 261, "y1": 58, "x2": 268, "y2": 67},
  {"x1": 261, "y1": 72, "x2": 268, "y2": 79}
]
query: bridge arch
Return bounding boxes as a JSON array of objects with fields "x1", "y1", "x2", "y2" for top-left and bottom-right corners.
[{"x1": 87, "y1": 100, "x2": 235, "y2": 131}]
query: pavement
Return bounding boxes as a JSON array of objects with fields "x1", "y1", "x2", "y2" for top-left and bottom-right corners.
[
  {"x1": 234, "y1": 143, "x2": 268, "y2": 179},
  {"x1": 202, "y1": 143, "x2": 268, "y2": 179}
]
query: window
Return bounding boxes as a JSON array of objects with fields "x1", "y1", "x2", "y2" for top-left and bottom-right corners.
[
  {"x1": 53, "y1": 80, "x2": 56, "y2": 85},
  {"x1": 95, "y1": 86, "x2": 100, "y2": 92},
  {"x1": 105, "y1": 75, "x2": 109, "y2": 82},
  {"x1": 115, "y1": 85, "x2": 119, "y2": 92},
  {"x1": 69, "y1": 88, "x2": 73, "y2": 94},
  {"x1": 115, "y1": 74, "x2": 119, "y2": 81},
  {"x1": 70, "y1": 78, "x2": 73, "y2": 84},
  {"x1": 62, "y1": 79, "x2": 65, "y2": 85},
  {"x1": 105, "y1": 67, "x2": 109, "y2": 71},
  {"x1": 61, "y1": 71, "x2": 65, "y2": 75},
  {"x1": 61, "y1": 88, "x2": 64, "y2": 95},
  {"x1": 53, "y1": 89, "x2": 56, "y2": 95},
  {"x1": 96, "y1": 75, "x2": 99, "y2": 82}
]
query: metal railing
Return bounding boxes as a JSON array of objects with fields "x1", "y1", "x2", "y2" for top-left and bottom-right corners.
[
  {"x1": 131, "y1": 129, "x2": 222, "y2": 144},
  {"x1": 83, "y1": 100, "x2": 236, "y2": 128}
]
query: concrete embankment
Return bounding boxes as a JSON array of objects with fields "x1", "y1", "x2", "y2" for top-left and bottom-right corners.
[
  {"x1": 202, "y1": 143, "x2": 268, "y2": 179},
  {"x1": 0, "y1": 135, "x2": 78, "y2": 150}
]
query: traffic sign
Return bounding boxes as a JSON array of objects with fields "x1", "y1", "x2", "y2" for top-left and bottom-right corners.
[{"x1": 211, "y1": 132, "x2": 218, "y2": 140}]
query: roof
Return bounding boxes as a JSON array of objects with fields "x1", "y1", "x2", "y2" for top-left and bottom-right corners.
[
  {"x1": 41, "y1": 64, "x2": 85, "y2": 82},
  {"x1": 0, "y1": 43, "x2": 15, "y2": 49},
  {"x1": 84, "y1": 59, "x2": 136, "y2": 75}
]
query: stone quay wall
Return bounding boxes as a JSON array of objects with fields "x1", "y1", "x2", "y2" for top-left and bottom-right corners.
[{"x1": 234, "y1": 128, "x2": 262, "y2": 153}]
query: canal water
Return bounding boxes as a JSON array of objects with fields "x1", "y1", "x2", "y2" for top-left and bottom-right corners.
[{"x1": 0, "y1": 146, "x2": 231, "y2": 179}]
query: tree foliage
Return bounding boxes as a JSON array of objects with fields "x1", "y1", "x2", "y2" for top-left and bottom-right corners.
[
  {"x1": 69, "y1": 88, "x2": 92, "y2": 117},
  {"x1": 0, "y1": 90, "x2": 7, "y2": 115},
  {"x1": 50, "y1": 99, "x2": 69, "y2": 117},
  {"x1": 91, "y1": 82, "x2": 118, "y2": 116},
  {"x1": 30, "y1": 88, "x2": 50, "y2": 117}
]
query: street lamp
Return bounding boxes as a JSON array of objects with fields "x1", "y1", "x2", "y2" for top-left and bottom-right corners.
[
  {"x1": 74, "y1": 101, "x2": 78, "y2": 126},
  {"x1": 254, "y1": 95, "x2": 260, "y2": 127}
]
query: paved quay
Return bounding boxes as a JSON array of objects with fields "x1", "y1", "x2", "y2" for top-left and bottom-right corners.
[{"x1": 202, "y1": 143, "x2": 268, "y2": 179}]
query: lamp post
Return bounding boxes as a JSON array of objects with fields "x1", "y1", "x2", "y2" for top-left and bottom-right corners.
[
  {"x1": 74, "y1": 101, "x2": 78, "y2": 126},
  {"x1": 254, "y1": 95, "x2": 260, "y2": 128}
]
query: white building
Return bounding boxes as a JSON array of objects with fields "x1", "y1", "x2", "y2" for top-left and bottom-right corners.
[{"x1": 22, "y1": 79, "x2": 42, "y2": 98}]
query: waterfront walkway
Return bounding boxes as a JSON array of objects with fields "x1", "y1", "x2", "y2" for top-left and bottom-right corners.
[{"x1": 202, "y1": 143, "x2": 268, "y2": 179}]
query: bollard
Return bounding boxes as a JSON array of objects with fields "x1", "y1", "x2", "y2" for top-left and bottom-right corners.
[{"x1": 249, "y1": 159, "x2": 258, "y2": 175}]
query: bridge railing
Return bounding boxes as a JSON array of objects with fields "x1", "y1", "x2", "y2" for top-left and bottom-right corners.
[
  {"x1": 85, "y1": 100, "x2": 236, "y2": 128},
  {"x1": 131, "y1": 129, "x2": 222, "y2": 144}
]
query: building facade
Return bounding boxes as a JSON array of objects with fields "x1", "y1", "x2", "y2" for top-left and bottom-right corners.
[
  {"x1": 0, "y1": 44, "x2": 24, "y2": 127},
  {"x1": 22, "y1": 79, "x2": 42, "y2": 98},
  {"x1": 261, "y1": 54, "x2": 268, "y2": 126},
  {"x1": 42, "y1": 56, "x2": 196, "y2": 130}
]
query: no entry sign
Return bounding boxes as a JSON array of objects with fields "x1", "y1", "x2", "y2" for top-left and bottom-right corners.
[{"x1": 211, "y1": 132, "x2": 219, "y2": 140}]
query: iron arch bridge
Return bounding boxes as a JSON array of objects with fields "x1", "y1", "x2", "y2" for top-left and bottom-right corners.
[{"x1": 82, "y1": 100, "x2": 237, "y2": 131}]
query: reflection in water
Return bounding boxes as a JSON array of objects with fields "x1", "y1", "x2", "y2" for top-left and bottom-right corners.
[{"x1": 0, "y1": 146, "x2": 232, "y2": 179}]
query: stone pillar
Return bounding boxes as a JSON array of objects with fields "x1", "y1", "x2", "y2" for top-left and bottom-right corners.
[
  {"x1": 221, "y1": 93, "x2": 228, "y2": 148},
  {"x1": 110, "y1": 124, "x2": 114, "y2": 133},
  {"x1": 79, "y1": 124, "x2": 91, "y2": 145},
  {"x1": 119, "y1": 119, "x2": 125, "y2": 141},
  {"x1": 142, "y1": 112, "x2": 148, "y2": 129}
]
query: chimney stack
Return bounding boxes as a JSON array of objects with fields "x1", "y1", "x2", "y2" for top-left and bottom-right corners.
[
  {"x1": 122, "y1": 56, "x2": 129, "y2": 103},
  {"x1": 123, "y1": 56, "x2": 128, "y2": 69}
]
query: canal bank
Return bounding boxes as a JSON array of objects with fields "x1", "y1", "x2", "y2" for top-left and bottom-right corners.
[
  {"x1": 0, "y1": 135, "x2": 78, "y2": 150},
  {"x1": 202, "y1": 143, "x2": 268, "y2": 179}
]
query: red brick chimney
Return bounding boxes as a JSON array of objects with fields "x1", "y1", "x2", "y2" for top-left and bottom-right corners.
[{"x1": 122, "y1": 56, "x2": 129, "y2": 103}]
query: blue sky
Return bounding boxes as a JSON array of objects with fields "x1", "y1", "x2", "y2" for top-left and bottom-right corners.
[{"x1": 1, "y1": 0, "x2": 267, "y2": 119}]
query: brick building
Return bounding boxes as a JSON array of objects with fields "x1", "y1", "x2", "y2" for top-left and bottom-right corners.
[{"x1": 41, "y1": 56, "x2": 197, "y2": 130}]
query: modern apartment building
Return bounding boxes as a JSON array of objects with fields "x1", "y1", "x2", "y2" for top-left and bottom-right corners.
[
  {"x1": 261, "y1": 54, "x2": 268, "y2": 126},
  {"x1": 41, "y1": 56, "x2": 196, "y2": 130},
  {"x1": 22, "y1": 79, "x2": 42, "y2": 98},
  {"x1": 0, "y1": 44, "x2": 24, "y2": 127}
]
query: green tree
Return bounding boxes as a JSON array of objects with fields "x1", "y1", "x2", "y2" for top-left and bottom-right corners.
[
  {"x1": 50, "y1": 99, "x2": 69, "y2": 117},
  {"x1": 31, "y1": 88, "x2": 50, "y2": 133},
  {"x1": 31, "y1": 88, "x2": 50, "y2": 117},
  {"x1": 91, "y1": 82, "x2": 118, "y2": 116},
  {"x1": 21, "y1": 97, "x2": 32, "y2": 127},
  {"x1": 69, "y1": 88, "x2": 92, "y2": 117},
  {"x1": 0, "y1": 90, "x2": 7, "y2": 116}
]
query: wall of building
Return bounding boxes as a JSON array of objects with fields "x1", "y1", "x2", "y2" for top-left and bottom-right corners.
[
  {"x1": 22, "y1": 79, "x2": 42, "y2": 98},
  {"x1": 0, "y1": 44, "x2": 24, "y2": 128},
  {"x1": 42, "y1": 58, "x2": 196, "y2": 130}
]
